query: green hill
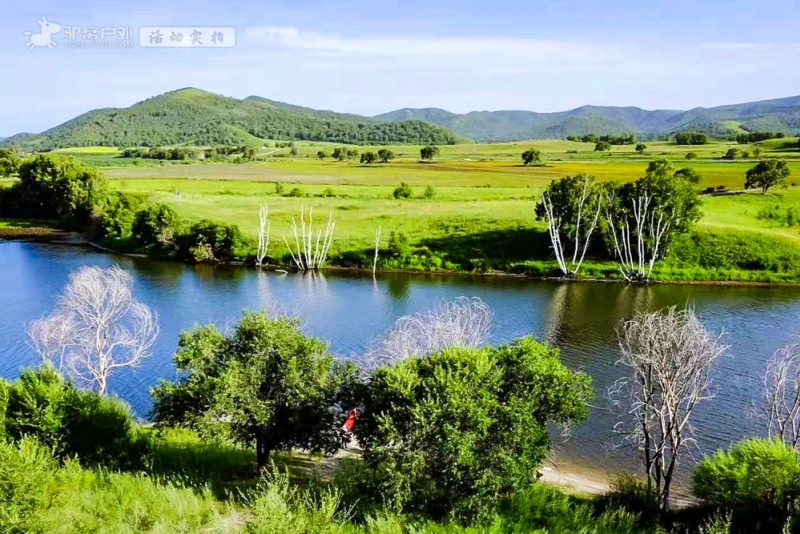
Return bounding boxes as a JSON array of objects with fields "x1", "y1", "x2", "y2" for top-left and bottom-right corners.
[
  {"x1": 4, "y1": 88, "x2": 466, "y2": 150},
  {"x1": 6, "y1": 89, "x2": 800, "y2": 149},
  {"x1": 375, "y1": 95, "x2": 800, "y2": 142}
]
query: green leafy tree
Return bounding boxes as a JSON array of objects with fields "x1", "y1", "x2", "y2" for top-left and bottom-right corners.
[
  {"x1": 685, "y1": 152, "x2": 698, "y2": 160},
  {"x1": 12, "y1": 155, "x2": 106, "y2": 224},
  {"x1": 360, "y1": 151, "x2": 376, "y2": 165},
  {"x1": 316, "y1": 150, "x2": 329, "y2": 160},
  {"x1": 420, "y1": 145, "x2": 440, "y2": 161},
  {"x1": 346, "y1": 148, "x2": 359, "y2": 161},
  {"x1": 423, "y1": 185, "x2": 436, "y2": 199},
  {"x1": 581, "y1": 134, "x2": 598, "y2": 143},
  {"x1": 521, "y1": 149, "x2": 542, "y2": 166},
  {"x1": 377, "y1": 149, "x2": 395, "y2": 163},
  {"x1": 151, "y1": 311, "x2": 357, "y2": 472},
  {"x1": 745, "y1": 159, "x2": 791, "y2": 193},
  {"x1": 635, "y1": 143, "x2": 647, "y2": 154},
  {"x1": 692, "y1": 438, "x2": 800, "y2": 531},
  {"x1": 0, "y1": 148, "x2": 20, "y2": 177},
  {"x1": 724, "y1": 147, "x2": 740, "y2": 160},
  {"x1": 594, "y1": 141, "x2": 611, "y2": 152},
  {"x1": 393, "y1": 182, "x2": 413, "y2": 199},
  {"x1": 355, "y1": 338, "x2": 592, "y2": 520},
  {"x1": 332, "y1": 147, "x2": 347, "y2": 161}
]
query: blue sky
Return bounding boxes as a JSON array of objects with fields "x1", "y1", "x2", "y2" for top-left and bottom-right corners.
[{"x1": 1, "y1": 0, "x2": 798, "y2": 136}]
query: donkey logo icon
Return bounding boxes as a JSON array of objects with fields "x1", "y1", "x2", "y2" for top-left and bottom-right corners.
[{"x1": 24, "y1": 17, "x2": 62, "y2": 50}]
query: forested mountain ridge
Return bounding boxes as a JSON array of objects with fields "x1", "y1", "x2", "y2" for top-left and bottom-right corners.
[
  {"x1": 376, "y1": 95, "x2": 800, "y2": 141},
  {"x1": 3, "y1": 88, "x2": 466, "y2": 150},
  {"x1": 5, "y1": 89, "x2": 800, "y2": 149}
]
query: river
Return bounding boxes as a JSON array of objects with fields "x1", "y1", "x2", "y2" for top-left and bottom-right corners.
[{"x1": 2, "y1": 240, "x2": 799, "y2": 486}]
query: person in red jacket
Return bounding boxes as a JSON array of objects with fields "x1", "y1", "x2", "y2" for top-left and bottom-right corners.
[{"x1": 342, "y1": 408, "x2": 357, "y2": 449}]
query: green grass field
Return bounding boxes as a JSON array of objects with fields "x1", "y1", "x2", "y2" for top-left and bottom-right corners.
[{"x1": 25, "y1": 139, "x2": 800, "y2": 278}]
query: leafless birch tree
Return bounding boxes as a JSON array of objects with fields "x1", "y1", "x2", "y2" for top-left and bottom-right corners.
[
  {"x1": 28, "y1": 265, "x2": 159, "y2": 395},
  {"x1": 281, "y1": 206, "x2": 335, "y2": 271},
  {"x1": 365, "y1": 296, "x2": 492, "y2": 370},
  {"x1": 256, "y1": 204, "x2": 270, "y2": 268},
  {"x1": 760, "y1": 341, "x2": 800, "y2": 448},
  {"x1": 536, "y1": 174, "x2": 603, "y2": 276},
  {"x1": 609, "y1": 305, "x2": 727, "y2": 513},
  {"x1": 372, "y1": 226, "x2": 381, "y2": 275}
]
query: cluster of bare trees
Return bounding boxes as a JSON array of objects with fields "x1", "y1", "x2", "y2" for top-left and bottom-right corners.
[
  {"x1": 28, "y1": 265, "x2": 159, "y2": 395},
  {"x1": 364, "y1": 296, "x2": 492, "y2": 371},
  {"x1": 254, "y1": 205, "x2": 337, "y2": 271},
  {"x1": 609, "y1": 303, "x2": 800, "y2": 515},
  {"x1": 536, "y1": 161, "x2": 701, "y2": 282},
  {"x1": 281, "y1": 206, "x2": 336, "y2": 271}
]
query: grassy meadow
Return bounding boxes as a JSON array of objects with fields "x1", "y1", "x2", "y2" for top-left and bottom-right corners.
[{"x1": 35, "y1": 138, "x2": 800, "y2": 279}]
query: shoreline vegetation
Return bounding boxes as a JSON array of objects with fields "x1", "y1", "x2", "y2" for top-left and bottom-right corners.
[{"x1": 8, "y1": 223, "x2": 800, "y2": 287}]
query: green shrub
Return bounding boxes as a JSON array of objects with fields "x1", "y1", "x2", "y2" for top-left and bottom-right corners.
[
  {"x1": 132, "y1": 203, "x2": 180, "y2": 249},
  {"x1": 3, "y1": 367, "x2": 151, "y2": 469},
  {"x1": 179, "y1": 219, "x2": 252, "y2": 263},
  {"x1": 686, "y1": 152, "x2": 698, "y2": 159},
  {"x1": 756, "y1": 204, "x2": 800, "y2": 227},
  {"x1": 692, "y1": 438, "x2": 800, "y2": 531},
  {"x1": 602, "y1": 474, "x2": 659, "y2": 527},
  {"x1": 95, "y1": 192, "x2": 145, "y2": 243},
  {"x1": 355, "y1": 338, "x2": 592, "y2": 521},
  {"x1": 387, "y1": 232, "x2": 411, "y2": 261},
  {"x1": 393, "y1": 183, "x2": 413, "y2": 199},
  {"x1": 423, "y1": 185, "x2": 436, "y2": 199},
  {"x1": 274, "y1": 182, "x2": 285, "y2": 195}
]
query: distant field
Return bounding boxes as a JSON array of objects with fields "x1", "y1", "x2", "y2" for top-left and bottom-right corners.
[{"x1": 85, "y1": 138, "x2": 800, "y2": 260}]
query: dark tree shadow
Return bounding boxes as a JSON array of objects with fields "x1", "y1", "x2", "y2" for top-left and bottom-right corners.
[{"x1": 420, "y1": 227, "x2": 552, "y2": 268}]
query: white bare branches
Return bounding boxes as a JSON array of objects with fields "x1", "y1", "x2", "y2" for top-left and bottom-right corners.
[
  {"x1": 605, "y1": 191, "x2": 670, "y2": 283},
  {"x1": 372, "y1": 226, "x2": 381, "y2": 275},
  {"x1": 761, "y1": 342, "x2": 800, "y2": 448},
  {"x1": 256, "y1": 204, "x2": 271, "y2": 268},
  {"x1": 28, "y1": 265, "x2": 159, "y2": 395},
  {"x1": 281, "y1": 206, "x2": 335, "y2": 271},
  {"x1": 609, "y1": 305, "x2": 727, "y2": 512},
  {"x1": 365, "y1": 297, "x2": 492, "y2": 370},
  {"x1": 539, "y1": 175, "x2": 602, "y2": 277}
]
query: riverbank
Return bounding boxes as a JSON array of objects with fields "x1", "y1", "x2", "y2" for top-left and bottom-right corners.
[{"x1": 6, "y1": 222, "x2": 800, "y2": 288}]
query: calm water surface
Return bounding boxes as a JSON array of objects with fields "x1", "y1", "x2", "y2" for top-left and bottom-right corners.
[{"x1": 3, "y1": 240, "x2": 800, "y2": 483}]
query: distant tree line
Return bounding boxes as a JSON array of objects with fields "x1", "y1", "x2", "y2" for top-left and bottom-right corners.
[
  {"x1": 736, "y1": 131, "x2": 786, "y2": 144},
  {"x1": 566, "y1": 133, "x2": 637, "y2": 145},
  {"x1": 674, "y1": 131, "x2": 708, "y2": 145}
]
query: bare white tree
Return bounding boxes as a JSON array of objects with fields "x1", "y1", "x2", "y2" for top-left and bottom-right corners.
[
  {"x1": 365, "y1": 297, "x2": 492, "y2": 370},
  {"x1": 539, "y1": 176, "x2": 602, "y2": 276},
  {"x1": 609, "y1": 305, "x2": 727, "y2": 513},
  {"x1": 28, "y1": 265, "x2": 159, "y2": 395},
  {"x1": 372, "y1": 226, "x2": 381, "y2": 275},
  {"x1": 256, "y1": 204, "x2": 271, "y2": 268},
  {"x1": 605, "y1": 190, "x2": 670, "y2": 282},
  {"x1": 761, "y1": 342, "x2": 800, "y2": 448},
  {"x1": 281, "y1": 206, "x2": 335, "y2": 271}
]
